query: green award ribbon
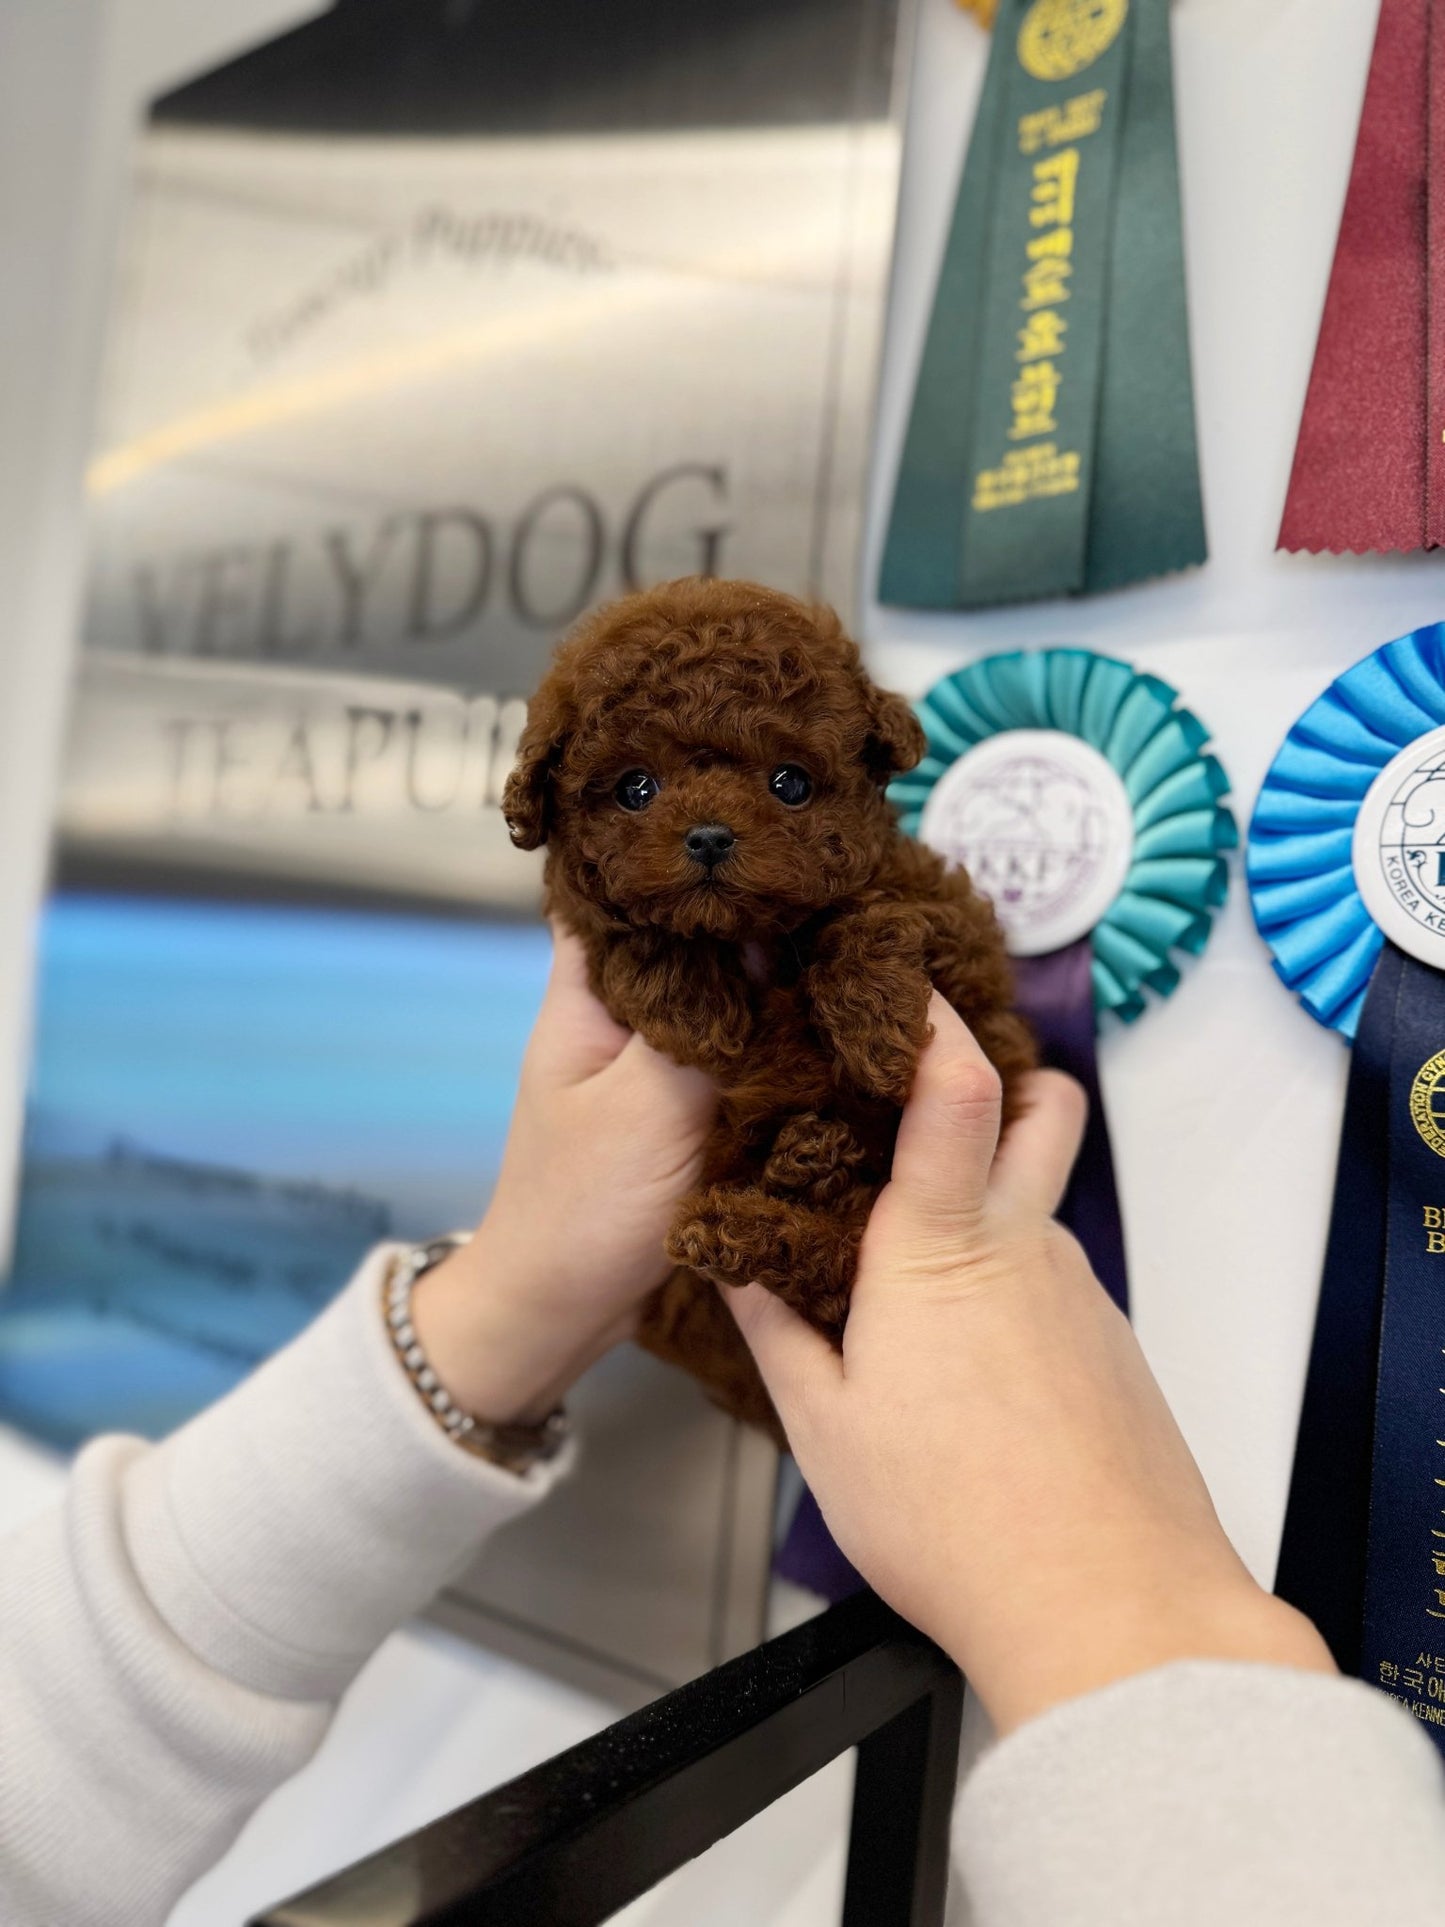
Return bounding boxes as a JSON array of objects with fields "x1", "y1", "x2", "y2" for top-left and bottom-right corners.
[{"x1": 880, "y1": 0, "x2": 1206, "y2": 609}]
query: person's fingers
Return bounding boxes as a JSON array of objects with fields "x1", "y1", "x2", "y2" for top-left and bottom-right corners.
[
  {"x1": 989, "y1": 1069, "x2": 1088, "y2": 1216},
  {"x1": 890, "y1": 993, "x2": 1003, "y2": 1231},
  {"x1": 530, "y1": 921, "x2": 631, "y2": 1082},
  {"x1": 724, "y1": 1281, "x2": 842, "y2": 1435}
]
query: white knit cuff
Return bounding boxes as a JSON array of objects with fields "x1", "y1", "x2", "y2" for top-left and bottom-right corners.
[
  {"x1": 121, "y1": 1246, "x2": 573, "y2": 1702},
  {"x1": 954, "y1": 1659, "x2": 1445, "y2": 1927}
]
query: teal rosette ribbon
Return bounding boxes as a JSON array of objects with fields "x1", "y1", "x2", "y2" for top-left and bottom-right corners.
[
  {"x1": 1247, "y1": 623, "x2": 1445, "y2": 1040},
  {"x1": 889, "y1": 647, "x2": 1237, "y2": 1023}
]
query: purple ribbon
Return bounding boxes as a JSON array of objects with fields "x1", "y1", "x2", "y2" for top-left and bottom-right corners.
[
  {"x1": 776, "y1": 937, "x2": 1129, "y2": 1601},
  {"x1": 775, "y1": 1484, "x2": 867, "y2": 1600},
  {"x1": 1011, "y1": 937, "x2": 1129, "y2": 1315}
]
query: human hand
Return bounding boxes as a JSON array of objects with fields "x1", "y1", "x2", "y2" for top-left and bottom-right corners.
[
  {"x1": 411, "y1": 924, "x2": 716, "y2": 1425},
  {"x1": 730, "y1": 994, "x2": 1333, "y2": 1733}
]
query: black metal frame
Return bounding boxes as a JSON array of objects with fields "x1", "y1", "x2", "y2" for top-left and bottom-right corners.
[{"x1": 252, "y1": 1590, "x2": 963, "y2": 1927}]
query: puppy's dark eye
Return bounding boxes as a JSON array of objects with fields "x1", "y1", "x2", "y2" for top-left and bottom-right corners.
[
  {"x1": 769, "y1": 765, "x2": 812, "y2": 807},
  {"x1": 615, "y1": 769, "x2": 660, "y2": 812}
]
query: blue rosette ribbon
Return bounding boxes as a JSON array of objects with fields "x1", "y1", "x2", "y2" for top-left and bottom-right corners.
[
  {"x1": 890, "y1": 647, "x2": 1237, "y2": 1023},
  {"x1": 1250, "y1": 621, "x2": 1445, "y2": 1756},
  {"x1": 1249, "y1": 623, "x2": 1445, "y2": 1039}
]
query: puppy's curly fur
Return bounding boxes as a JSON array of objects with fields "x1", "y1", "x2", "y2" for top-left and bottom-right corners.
[{"x1": 504, "y1": 577, "x2": 1035, "y2": 1438}]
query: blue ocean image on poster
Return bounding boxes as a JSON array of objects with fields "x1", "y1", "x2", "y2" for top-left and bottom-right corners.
[{"x1": 0, "y1": 894, "x2": 550, "y2": 1447}]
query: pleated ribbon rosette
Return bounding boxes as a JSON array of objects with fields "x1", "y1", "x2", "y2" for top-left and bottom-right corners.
[
  {"x1": 1249, "y1": 624, "x2": 1445, "y2": 1038},
  {"x1": 893, "y1": 646, "x2": 1235, "y2": 1022},
  {"x1": 1251, "y1": 622, "x2": 1445, "y2": 1754}
]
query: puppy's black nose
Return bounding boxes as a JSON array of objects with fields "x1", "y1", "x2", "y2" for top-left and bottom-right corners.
[{"x1": 684, "y1": 823, "x2": 736, "y2": 868}]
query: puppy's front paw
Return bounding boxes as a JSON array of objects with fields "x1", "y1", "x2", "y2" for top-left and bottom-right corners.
[
  {"x1": 667, "y1": 1219, "x2": 731, "y2": 1279},
  {"x1": 837, "y1": 1027, "x2": 921, "y2": 1105},
  {"x1": 808, "y1": 937, "x2": 931, "y2": 1105},
  {"x1": 667, "y1": 1186, "x2": 864, "y2": 1343},
  {"x1": 666, "y1": 1186, "x2": 763, "y2": 1284}
]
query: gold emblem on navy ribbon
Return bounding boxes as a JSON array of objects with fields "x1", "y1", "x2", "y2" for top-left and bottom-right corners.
[
  {"x1": 1017, "y1": 0, "x2": 1128, "y2": 81},
  {"x1": 1410, "y1": 1051, "x2": 1445, "y2": 1158}
]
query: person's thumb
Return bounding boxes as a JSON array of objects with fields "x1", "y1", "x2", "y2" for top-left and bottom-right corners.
[
  {"x1": 889, "y1": 993, "x2": 1003, "y2": 1236},
  {"x1": 724, "y1": 1282, "x2": 840, "y2": 1446}
]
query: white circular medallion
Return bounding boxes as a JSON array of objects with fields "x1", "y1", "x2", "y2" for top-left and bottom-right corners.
[
  {"x1": 918, "y1": 728, "x2": 1135, "y2": 957},
  {"x1": 1353, "y1": 723, "x2": 1445, "y2": 967}
]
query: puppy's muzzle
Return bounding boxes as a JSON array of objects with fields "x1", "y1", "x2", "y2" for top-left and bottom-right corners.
[{"x1": 684, "y1": 822, "x2": 736, "y2": 870}]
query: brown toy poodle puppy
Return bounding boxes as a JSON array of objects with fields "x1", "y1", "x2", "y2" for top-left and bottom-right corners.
[{"x1": 504, "y1": 577, "x2": 1035, "y2": 1436}]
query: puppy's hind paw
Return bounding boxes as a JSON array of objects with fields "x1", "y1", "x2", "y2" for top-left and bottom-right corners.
[{"x1": 763, "y1": 1113, "x2": 867, "y2": 1204}]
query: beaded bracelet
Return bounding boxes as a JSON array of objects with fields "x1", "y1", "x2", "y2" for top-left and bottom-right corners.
[{"x1": 383, "y1": 1237, "x2": 569, "y2": 1473}]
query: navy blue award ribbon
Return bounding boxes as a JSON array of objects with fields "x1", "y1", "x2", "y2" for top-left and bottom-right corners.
[
  {"x1": 1273, "y1": 944, "x2": 1394, "y2": 1675},
  {"x1": 1251, "y1": 624, "x2": 1445, "y2": 1746},
  {"x1": 1277, "y1": 942, "x2": 1445, "y2": 1730},
  {"x1": 1362, "y1": 952, "x2": 1445, "y2": 1709}
]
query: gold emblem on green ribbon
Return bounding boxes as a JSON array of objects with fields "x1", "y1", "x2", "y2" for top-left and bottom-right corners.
[{"x1": 1018, "y1": 0, "x2": 1129, "y2": 82}]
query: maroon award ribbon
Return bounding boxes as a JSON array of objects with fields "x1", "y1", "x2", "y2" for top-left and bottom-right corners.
[
  {"x1": 1429, "y1": 1, "x2": 1445, "y2": 545},
  {"x1": 1279, "y1": 0, "x2": 1434, "y2": 553}
]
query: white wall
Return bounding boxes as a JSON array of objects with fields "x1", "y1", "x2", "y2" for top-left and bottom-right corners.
[{"x1": 0, "y1": 0, "x2": 320, "y2": 1254}]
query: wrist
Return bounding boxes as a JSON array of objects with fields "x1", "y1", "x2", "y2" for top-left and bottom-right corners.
[
  {"x1": 408, "y1": 1230, "x2": 622, "y2": 1425},
  {"x1": 958, "y1": 1564, "x2": 1335, "y2": 1737}
]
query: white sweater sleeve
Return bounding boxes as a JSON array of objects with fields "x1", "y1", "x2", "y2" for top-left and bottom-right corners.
[
  {"x1": 0, "y1": 1246, "x2": 570, "y2": 1927},
  {"x1": 953, "y1": 1659, "x2": 1445, "y2": 1927}
]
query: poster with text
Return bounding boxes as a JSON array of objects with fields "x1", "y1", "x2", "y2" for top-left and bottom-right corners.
[{"x1": 0, "y1": 0, "x2": 904, "y2": 1693}]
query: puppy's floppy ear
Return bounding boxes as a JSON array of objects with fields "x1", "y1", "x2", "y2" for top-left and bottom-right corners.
[
  {"x1": 864, "y1": 684, "x2": 927, "y2": 780},
  {"x1": 501, "y1": 685, "x2": 569, "y2": 850},
  {"x1": 806, "y1": 602, "x2": 927, "y2": 781}
]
